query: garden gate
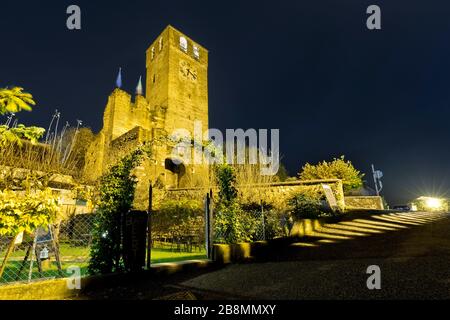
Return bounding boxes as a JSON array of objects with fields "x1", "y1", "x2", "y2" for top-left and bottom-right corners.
[{"x1": 147, "y1": 186, "x2": 211, "y2": 265}]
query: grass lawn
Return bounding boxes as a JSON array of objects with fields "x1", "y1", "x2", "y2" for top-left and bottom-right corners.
[
  {"x1": 0, "y1": 260, "x2": 89, "y2": 284},
  {"x1": 150, "y1": 247, "x2": 206, "y2": 264},
  {"x1": 1, "y1": 243, "x2": 206, "y2": 285}
]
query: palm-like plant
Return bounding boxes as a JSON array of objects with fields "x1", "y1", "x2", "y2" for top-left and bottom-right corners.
[
  {"x1": 0, "y1": 87, "x2": 43, "y2": 146},
  {"x1": 0, "y1": 87, "x2": 36, "y2": 114}
]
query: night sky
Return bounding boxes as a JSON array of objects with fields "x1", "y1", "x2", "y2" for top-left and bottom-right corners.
[{"x1": 2, "y1": 0, "x2": 450, "y2": 204}]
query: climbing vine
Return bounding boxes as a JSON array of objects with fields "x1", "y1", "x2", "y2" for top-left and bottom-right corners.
[{"x1": 88, "y1": 145, "x2": 150, "y2": 275}]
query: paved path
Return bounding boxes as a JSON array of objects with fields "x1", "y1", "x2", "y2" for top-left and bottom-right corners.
[
  {"x1": 177, "y1": 211, "x2": 450, "y2": 299},
  {"x1": 80, "y1": 211, "x2": 450, "y2": 300}
]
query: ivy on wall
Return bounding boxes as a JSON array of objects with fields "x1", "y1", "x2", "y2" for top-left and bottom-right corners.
[
  {"x1": 213, "y1": 164, "x2": 257, "y2": 244},
  {"x1": 88, "y1": 145, "x2": 150, "y2": 275}
]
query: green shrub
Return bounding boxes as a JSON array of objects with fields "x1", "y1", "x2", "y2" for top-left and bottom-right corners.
[
  {"x1": 289, "y1": 193, "x2": 326, "y2": 219},
  {"x1": 214, "y1": 202, "x2": 257, "y2": 244},
  {"x1": 213, "y1": 164, "x2": 259, "y2": 243},
  {"x1": 88, "y1": 146, "x2": 149, "y2": 275},
  {"x1": 152, "y1": 199, "x2": 204, "y2": 237},
  {"x1": 241, "y1": 202, "x2": 290, "y2": 240},
  {"x1": 215, "y1": 164, "x2": 237, "y2": 205},
  {"x1": 299, "y1": 156, "x2": 364, "y2": 193}
]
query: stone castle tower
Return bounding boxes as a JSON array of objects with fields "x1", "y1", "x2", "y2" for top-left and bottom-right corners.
[{"x1": 84, "y1": 25, "x2": 209, "y2": 208}]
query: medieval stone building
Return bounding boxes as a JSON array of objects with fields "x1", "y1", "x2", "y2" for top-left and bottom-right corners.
[{"x1": 83, "y1": 25, "x2": 209, "y2": 209}]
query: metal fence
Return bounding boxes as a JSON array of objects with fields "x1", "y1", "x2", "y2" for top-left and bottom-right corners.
[
  {"x1": 212, "y1": 208, "x2": 292, "y2": 244},
  {"x1": 150, "y1": 207, "x2": 207, "y2": 263},
  {"x1": 0, "y1": 191, "x2": 211, "y2": 286},
  {"x1": 0, "y1": 194, "x2": 293, "y2": 286},
  {"x1": 0, "y1": 213, "x2": 94, "y2": 286}
]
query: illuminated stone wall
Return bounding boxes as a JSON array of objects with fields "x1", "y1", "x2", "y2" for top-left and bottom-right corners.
[
  {"x1": 163, "y1": 180, "x2": 346, "y2": 212},
  {"x1": 83, "y1": 25, "x2": 210, "y2": 198},
  {"x1": 344, "y1": 196, "x2": 384, "y2": 210}
]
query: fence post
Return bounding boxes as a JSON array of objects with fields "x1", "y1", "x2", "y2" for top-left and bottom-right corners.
[
  {"x1": 209, "y1": 189, "x2": 214, "y2": 240},
  {"x1": 261, "y1": 200, "x2": 266, "y2": 241},
  {"x1": 146, "y1": 181, "x2": 152, "y2": 269},
  {"x1": 210, "y1": 189, "x2": 214, "y2": 258},
  {"x1": 0, "y1": 234, "x2": 18, "y2": 279},
  {"x1": 205, "y1": 192, "x2": 212, "y2": 259},
  {"x1": 28, "y1": 235, "x2": 38, "y2": 283}
]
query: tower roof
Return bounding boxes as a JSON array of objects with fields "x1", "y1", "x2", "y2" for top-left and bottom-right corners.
[
  {"x1": 115, "y1": 67, "x2": 122, "y2": 88},
  {"x1": 136, "y1": 76, "x2": 143, "y2": 95}
]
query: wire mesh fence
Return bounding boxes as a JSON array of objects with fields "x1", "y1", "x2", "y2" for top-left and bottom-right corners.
[
  {"x1": 150, "y1": 208, "x2": 207, "y2": 263},
  {"x1": 0, "y1": 195, "x2": 211, "y2": 285},
  {"x1": 212, "y1": 208, "x2": 292, "y2": 244},
  {"x1": 0, "y1": 213, "x2": 94, "y2": 286},
  {"x1": 0, "y1": 194, "x2": 293, "y2": 285}
]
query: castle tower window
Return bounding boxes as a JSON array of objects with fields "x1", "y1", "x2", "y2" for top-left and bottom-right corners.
[
  {"x1": 179, "y1": 36, "x2": 188, "y2": 52},
  {"x1": 151, "y1": 47, "x2": 155, "y2": 60},
  {"x1": 159, "y1": 37, "x2": 163, "y2": 51},
  {"x1": 193, "y1": 45, "x2": 200, "y2": 60}
]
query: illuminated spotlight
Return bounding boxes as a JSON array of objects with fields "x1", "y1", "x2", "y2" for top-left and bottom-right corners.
[
  {"x1": 412, "y1": 196, "x2": 448, "y2": 212},
  {"x1": 426, "y1": 197, "x2": 441, "y2": 208}
]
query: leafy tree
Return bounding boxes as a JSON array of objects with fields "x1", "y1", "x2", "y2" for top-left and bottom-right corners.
[
  {"x1": 0, "y1": 181, "x2": 59, "y2": 278},
  {"x1": 0, "y1": 124, "x2": 45, "y2": 145},
  {"x1": 89, "y1": 145, "x2": 150, "y2": 275},
  {"x1": 0, "y1": 87, "x2": 56, "y2": 278},
  {"x1": 0, "y1": 189, "x2": 59, "y2": 237},
  {"x1": 298, "y1": 156, "x2": 364, "y2": 192},
  {"x1": 0, "y1": 87, "x2": 45, "y2": 145},
  {"x1": 0, "y1": 87, "x2": 35, "y2": 114}
]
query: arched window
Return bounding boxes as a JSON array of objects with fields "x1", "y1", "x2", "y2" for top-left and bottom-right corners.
[
  {"x1": 159, "y1": 37, "x2": 163, "y2": 51},
  {"x1": 193, "y1": 45, "x2": 200, "y2": 60},
  {"x1": 165, "y1": 158, "x2": 186, "y2": 176},
  {"x1": 151, "y1": 47, "x2": 155, "y2": 60},
  {"x1": 179, "y1": 36, "x2": 188, "y2": 52}
]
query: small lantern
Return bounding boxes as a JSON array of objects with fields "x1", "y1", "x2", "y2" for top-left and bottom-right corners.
[{"x1": 39, "y1": 246, "x2": 49, "y2": 260}]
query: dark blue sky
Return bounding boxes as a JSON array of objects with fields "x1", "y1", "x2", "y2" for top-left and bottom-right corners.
[{"x1": 2, "y1": 0, "x2": 450, "y2": 204}]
